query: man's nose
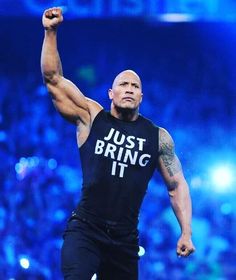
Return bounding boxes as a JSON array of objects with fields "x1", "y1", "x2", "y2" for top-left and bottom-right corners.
[{"x1": 125, "y1": 84, "x2": 134, "y2": 94}]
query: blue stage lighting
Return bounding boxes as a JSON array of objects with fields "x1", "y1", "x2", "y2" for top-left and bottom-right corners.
[
  {"x1": 48, "y1": 158, "x2": 57, "y2": 170},
  {"x1": 158, "y1": 13, "x2": 195, "y2": 22},
  {"x1": 0, "y1": 130, "x2": 7, "y2": 141},
  {"x1": 211, "y1": 166, "x2": 233, "y2": 191},
  {"x1": 220, "y1": 203, "x2": 232, "y2": 215},
  {"x1": 190, "y1": 176, "x2": 202, "y2": 189},
  {"x1": 138, "y1": 246, "x2": 145, "y2": 257},
  {"x1": 19, "y1": 257, "x2": 30, "y2": 269},
  {"x1": 55, "y1": 209, "x2": 66, "y2": 222}
]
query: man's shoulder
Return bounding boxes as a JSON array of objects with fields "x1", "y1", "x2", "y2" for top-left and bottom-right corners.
[
  {"x1": 139, "y1": 114, "x2": 159, "y2": 130},
  {"x1": 158, "y1": 127, "x2": 174, "y2": 149}
]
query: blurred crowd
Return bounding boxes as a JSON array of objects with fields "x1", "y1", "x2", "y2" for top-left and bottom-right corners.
[{"x1": 0, "y1": 19, "x2": 236, "y2": 279}]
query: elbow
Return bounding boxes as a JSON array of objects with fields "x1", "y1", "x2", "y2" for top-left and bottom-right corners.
[
  {"x1": 168, "y1": 190, "x2": 175, "y2": 198},
  {"x1": 167, "y1": 180, "x2": 179, "y2": 197}
]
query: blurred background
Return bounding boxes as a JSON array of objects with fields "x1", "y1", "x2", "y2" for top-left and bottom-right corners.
[{"x1": 0, "y1": 0, "x2": 236, "y2": 279}]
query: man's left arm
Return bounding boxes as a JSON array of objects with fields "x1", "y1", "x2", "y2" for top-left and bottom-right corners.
[{"x1": 157, "y1": 127, "x2": 195, "y2": 257}]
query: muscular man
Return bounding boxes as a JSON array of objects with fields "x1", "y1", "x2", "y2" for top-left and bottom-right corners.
[{"x1": 41, "y1": 7, "x2": 195, "y2": 280}]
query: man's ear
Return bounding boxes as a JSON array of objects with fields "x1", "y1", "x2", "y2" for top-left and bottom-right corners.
[
  {"x1": 140, "y1": 92, "x2": 143, "y2": 103},
  {"x1": 108, "y1": 89, "x2": 113, "y2": 100}
]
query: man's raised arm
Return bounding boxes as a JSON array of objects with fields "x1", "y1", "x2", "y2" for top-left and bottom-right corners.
[
  {"x1": 41, "y1": 7, "x2": 102, "y2": 125},
  {"x1": 157, "y1": 128, "x2": 195, "y2": 257}
]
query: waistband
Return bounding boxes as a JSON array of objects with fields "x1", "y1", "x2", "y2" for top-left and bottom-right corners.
[{"x1": 72, "y1": 207, "x2": 138, "y2": 230}]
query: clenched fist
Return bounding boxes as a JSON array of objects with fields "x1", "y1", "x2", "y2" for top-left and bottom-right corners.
[
  {"x1": 42, "y1": 7, "x2": 63, "y2": 30},
  {"x1": 177, "y1": 234, "x2": 195, "y2": 257}
]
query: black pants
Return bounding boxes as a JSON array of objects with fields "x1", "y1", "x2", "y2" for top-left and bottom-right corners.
[{"x1": 61, "y1": 213, "x2": 139, "y2": 280}]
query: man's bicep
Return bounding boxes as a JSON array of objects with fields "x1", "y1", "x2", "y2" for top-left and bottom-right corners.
[{"x1": 46, "y1": 76, "x2": 91, "y2": 124}]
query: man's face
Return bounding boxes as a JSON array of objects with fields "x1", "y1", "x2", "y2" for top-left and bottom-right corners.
[{"x1": 109, "y1": 71, "x2": 143, "y2": 111}]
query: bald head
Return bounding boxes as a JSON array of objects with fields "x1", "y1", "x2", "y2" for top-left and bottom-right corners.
[
  {"x1": 108, "y1": 69, "x2": 143, "y2": 118},
  {"x1": 112, "y1": 70, "x2": 142, "y2": 90}
]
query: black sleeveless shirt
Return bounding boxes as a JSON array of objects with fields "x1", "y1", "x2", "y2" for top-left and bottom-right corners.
[{"x1": 77, "y1": 110, "x2": 159, "y2": 226}]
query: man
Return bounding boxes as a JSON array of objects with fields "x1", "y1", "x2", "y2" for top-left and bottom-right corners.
[{"x1": 41, "y1": 7, "x2": 195, "y2": 280}]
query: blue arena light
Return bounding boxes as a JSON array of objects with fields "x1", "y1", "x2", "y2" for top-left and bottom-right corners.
[
  {"x1": 48, "y1": 158, "x2": 57, "y2": 169},
  {"x1": 138, "y1": 246, "x2": 145, "y2": 257},
  {"x1": 190, "y1": 176, "x2": 203, "y2": 189},
  {"x1": 19, "y1": 257, "x2": 30, "y2": 269},
  {"x1": 158, "y1": 13, "x2": 195, "y2": 22},
  {"x1": 0, "y1": 130, "x2": 7, "y2": 141},
  {"x1": 210, "y1": 165, "x2": 233, "y2": 192},
  {"x1": 220, "y1": 203, "x2": 233, "y2": 215},
  {"x1": 55, "y1": 209, "x2": 66, "y2": 222}
]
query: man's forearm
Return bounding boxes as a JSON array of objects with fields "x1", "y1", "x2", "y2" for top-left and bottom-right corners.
[
  {"x1": 169, "y1": 181, "x2": 192, "y2": 236},
  {"x1": 41, "y1": 29, "x2": 63, "y2": 82}
]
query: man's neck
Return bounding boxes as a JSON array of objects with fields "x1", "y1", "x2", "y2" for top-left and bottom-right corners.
[{"x1": 110, "y1": 106, "x2": 139, "y2": 121}]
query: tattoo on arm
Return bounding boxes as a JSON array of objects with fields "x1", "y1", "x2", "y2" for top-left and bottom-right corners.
[{"x1": 159, "y1": 129, "x2": 182, "y2": 177}]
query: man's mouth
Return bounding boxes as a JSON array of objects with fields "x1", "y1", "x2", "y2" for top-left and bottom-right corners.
[{"x1": 122, "y1": 97, "x2": 134, "y2": 101}]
